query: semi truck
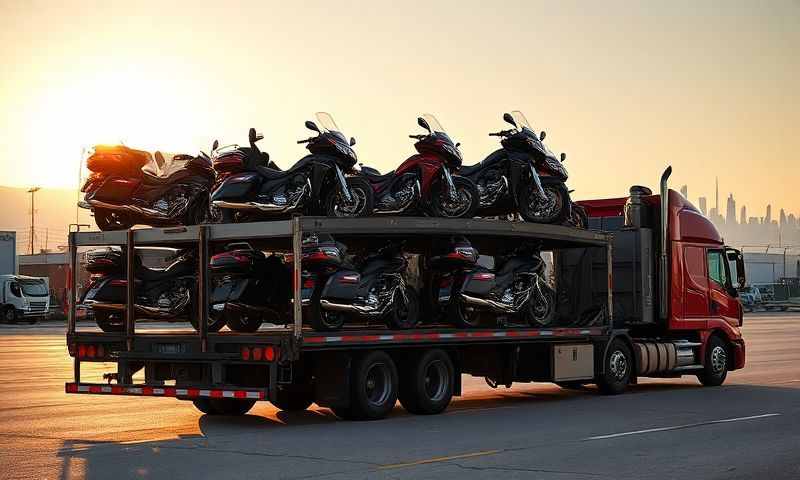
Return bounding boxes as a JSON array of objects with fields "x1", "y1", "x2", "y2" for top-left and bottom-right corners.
[{"x1": 64, "y1": 168, "x2": 746, "y2": 419}]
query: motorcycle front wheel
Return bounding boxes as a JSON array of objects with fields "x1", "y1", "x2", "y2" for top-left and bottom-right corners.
[
  {"x1": 94, "y1": 209, "x2": 133, "y2": 231},
  {"x1": 429, "y1": 177, "x2": 479, "y2": 219},
  {"x1": 324, "y1": 177, "x2": 374, "y2": 217},
  {"x1": 518, "y1": 181, "x2": 570, "y2": 224},
  {"x1": 95, "y1": 310, "x2": 125, "y2": 332},
  {"x1": 189, "y1": 304, "x2": 226, "y2": 333},
  {"x1": 526, "y1": 281, "x2": 556, "y2": 327},
  {"x1": 385, "y1": 286, "x2": 420, "y2": 329}
]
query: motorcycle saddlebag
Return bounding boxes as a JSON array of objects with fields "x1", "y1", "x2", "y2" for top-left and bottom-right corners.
[
  {"x1": 460, "y1": 269, "x2": 495, "y2": 297},
  {"x1": 321, "y1": 270, "x2": 362, "y2": 302},
  {"x1": 210, "y1": 248, "x2": 265, "y2": 275},
  {"x1": 87, "y1": 145, "x2": 150, "y2": 176},
  {"x1": 85, "y1": 248, "x2": 124, "y2": 274}
]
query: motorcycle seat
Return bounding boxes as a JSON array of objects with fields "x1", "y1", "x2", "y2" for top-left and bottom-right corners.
[
  {"x1": 459, "y1": 163, "x2": 482, "y2": 176},
  {"x1": 362, "y1": 168, "x2": 395, "y2": 183},
  {"x1": 141, "y1": 168, "x2": 193, "y2": 186},
  {"x1": 255, "y1": 165, "x2": 296, "y2": 180},
  {"x1": 135, "y1": 255, "x2": 194, "y2": 282}
]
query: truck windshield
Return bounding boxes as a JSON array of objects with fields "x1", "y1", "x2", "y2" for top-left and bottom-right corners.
[{"x1": 20, "y1": 281, "x2": 48, "y2": 297}]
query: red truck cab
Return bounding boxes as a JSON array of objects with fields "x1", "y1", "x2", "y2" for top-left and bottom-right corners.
[{"x1": 579, "y1": 168, "x2": 746, "y2": 373}]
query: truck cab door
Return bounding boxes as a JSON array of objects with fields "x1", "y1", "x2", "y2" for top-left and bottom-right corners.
[{"x1": 706, "y1": 249, "x2": 741, "y2": 327}]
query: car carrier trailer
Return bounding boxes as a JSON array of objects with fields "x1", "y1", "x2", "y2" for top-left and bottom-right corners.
[{"x1": 65, "y1": 168, "x2": 747, "y2": 420}]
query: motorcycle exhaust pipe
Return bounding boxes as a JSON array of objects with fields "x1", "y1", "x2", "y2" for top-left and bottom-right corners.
[
  {"x1": 460, "y1": 293, "x2": 519, "y2": 313},
  {"x1": 319, "y1": 299, "x2": 384, "y2": 316},
  {"x1": 86, "y1": 302, "x2": 183, "y2": 319},
  {"x1": 212, "y1": 180, "x2": 310, "y2": 213},
  {"x1": 85, "y1": 199, "x2": 190, "y2": 221}
]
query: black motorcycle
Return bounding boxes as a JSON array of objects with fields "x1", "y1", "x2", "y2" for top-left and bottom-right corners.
[
  {"x1": 210, "y1": 113, "x2": 373, "y2": 222},
  {"x1": 301, "y1": 235, "x2": 419, "y2": 331},
  {"x1": 209, "y1": 243, "x2": 291, "y2": 332},
  {"x1": 79, "y1": 146, "x2": 215, "y2": 230},
  {"x1": 431, "y1": 237, "x2": 556, "y2": 328},
  {"x1": 80, "y1": 248, "x2": 205, "y2": 332},
  {"x1": 460, "y1": 111, "x2": 572, "y2": 224}
]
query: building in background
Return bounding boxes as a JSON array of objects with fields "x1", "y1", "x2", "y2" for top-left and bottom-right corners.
[{"x1": 0, "y1": 232, "x2": 16, "y2": 275}]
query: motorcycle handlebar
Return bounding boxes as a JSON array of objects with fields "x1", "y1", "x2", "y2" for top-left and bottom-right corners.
[
  {"x1": 489, "y1": 129, "x2": 512, "y2": 137},
  {"x1": 409, "y1": 134, "x2": 426, "y2": 140},
  {"x1": 297, "y1": 138, "x2": 312, "y2": 144}
]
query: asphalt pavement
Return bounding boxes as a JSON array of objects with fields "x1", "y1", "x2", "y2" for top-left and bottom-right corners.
[{"x1": 0, "y1": 313, "x2": 798, "y2": 479}]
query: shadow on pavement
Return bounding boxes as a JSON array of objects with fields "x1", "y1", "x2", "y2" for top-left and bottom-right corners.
[{"x1": 54, "y1": 383, "x2": 800, "y2": 480}]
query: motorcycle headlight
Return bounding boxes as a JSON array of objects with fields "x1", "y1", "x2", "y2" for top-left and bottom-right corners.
[
  {"x1": 442, "y1": 144, "x2": 462, "y2": 161},
  {"x1": 335, "y1": 143, "x2": 357, "y2": 162}
]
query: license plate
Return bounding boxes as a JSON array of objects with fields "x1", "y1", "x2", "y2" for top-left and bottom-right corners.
[{"x1": 155, "y1": 343, "x2": 185, "y2": 354}]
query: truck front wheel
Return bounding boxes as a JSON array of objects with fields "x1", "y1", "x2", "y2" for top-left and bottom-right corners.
[
  {"x1": 697, "y1": 335, "x2": 729, "y2": 387},
  {"x1": 596, "y1": 338, "x2": 632, "y2": 395},
  {"x1": 399, "y1": 349, "x2": 454, "y2": 415},
  {"x1": 2, "y1": 307, "x2": 17, "y2": 324}
]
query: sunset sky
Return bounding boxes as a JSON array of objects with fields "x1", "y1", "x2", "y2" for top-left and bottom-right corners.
[{"x1": 1, "y1": 0, "x2": 797, "y2": 216}]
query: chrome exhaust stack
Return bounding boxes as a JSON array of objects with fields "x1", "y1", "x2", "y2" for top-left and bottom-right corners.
[
  {"x1": 319, "y1": 299, "x2": 385, "y2": 316},
  {"x1": 82, "y1": 199, "x2": 189, "y2": 221},
  {"x1": 659, "y1": 166, "x2": 672, "y2": 321},
  {"x1": 212, "y1": 180, "x2": 310, "y2": 213}
]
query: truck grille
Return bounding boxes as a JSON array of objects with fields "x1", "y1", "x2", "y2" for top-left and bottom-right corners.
[{"x1": 28, "y1": 302, "x2": 47, "y2": 313}]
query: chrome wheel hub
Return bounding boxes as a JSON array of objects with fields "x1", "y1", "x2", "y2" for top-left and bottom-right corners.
[
  {"x1": 609, "y1": 350, "x2": 628, "y2": 381},
  {"x1": 710, "y1": 345, "x2": 727, "y2": 374}
]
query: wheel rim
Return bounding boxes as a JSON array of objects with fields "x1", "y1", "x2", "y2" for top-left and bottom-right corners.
[
  {"x1": 322, "y1": 310, "x2": 344, "y2": 329},
  {"x1": 609, "y1": 350, "x2": 628, "y2": 381},
  {"x1": 458, "y1": 300, "x2": 481, "y2": 327},
  {"x1": 364, "y1": 363, "x2": 391, "y2": 407},
  {"x1": 529, "y1": 186, "x2": 563, "y2": 221},
  {"x1": 334, "y1": 186, "x2": 368, "y2": 217},
  {"x1": 710, "y1": 345, "x2": 727, "y2": 375},
  {"x1": 439, "y1": 186, "x2": 473, "y2": 218},
  {"x1": 423, "y1": 360, "x2": 449, "y2": 402},
  {"x1": 5, "y1": 310, "x2": 13, "y2": 321},
  {"x1": 530, "y1": 289, "x2": 552, "y2": 326}
]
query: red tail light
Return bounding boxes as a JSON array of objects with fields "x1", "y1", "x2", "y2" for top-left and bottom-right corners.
[
  {"x1": 439, "y1": 276, "x2": 454, "y2": 288},
  {"x1": 78, "y1": 345, "x2": 87, "y2": 358},
  {"x1": 86, "y1": 345, "x2": 96, "y2": 357},
  {"x1": 338, "y1": 274, "x2": 359, "y2": 284},
  {"x1": 110, "y1": 279, "x2": 128, "y2": 287},
  {"x1": 302, "y1": 278, "x2": 315, "y2": 289},
  {"x1": 241, "y1": 346, "x2": 250, "y2": 360},
  {"x1": 240, "y1": 345, "x2": 278, "y2": 362},
  {"x1": 472, "y1": 272, "x2": 495, "y2": 281},
  {"x1": 264, "y1": 345, "x2": 276, "y2": 362}
]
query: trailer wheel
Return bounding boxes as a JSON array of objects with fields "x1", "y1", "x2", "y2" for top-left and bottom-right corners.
[
  {"x1": 697, "y1": 335, "x2": 729, "y2": 387},
  {"x1": 399, "y1": 349, "x2": 454, "y2": 415},
  {"x1": 596, "y1": 338, "x2": 632, "y2": 395},
  {"x1": 347, "y1": 351, "x2": 398, "y2": 420},
  {"x1": 271, "y1": 389, "x2": 314, "y2": 412}
]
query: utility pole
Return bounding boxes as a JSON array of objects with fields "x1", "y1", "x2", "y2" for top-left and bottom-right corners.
[{"x1": 27, "y1": 187, "x2": 40, "y2": 255}]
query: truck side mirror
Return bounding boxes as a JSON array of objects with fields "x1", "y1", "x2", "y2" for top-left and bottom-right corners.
[{"x1": 727, "y1": 248, "x2": 746, "y2": 289}]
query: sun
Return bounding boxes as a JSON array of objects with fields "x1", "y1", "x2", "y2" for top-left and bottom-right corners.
[{"x1": 20, "y1": 61, "x2": 205, "y2": 189}]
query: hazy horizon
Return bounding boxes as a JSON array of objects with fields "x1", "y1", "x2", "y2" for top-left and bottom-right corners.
[{"x1": 1, "y1": 0, "x2": 797, "y2": 216}]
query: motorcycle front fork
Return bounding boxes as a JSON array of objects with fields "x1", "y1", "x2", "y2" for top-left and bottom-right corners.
[
  {"x1": 441, "y1": 166, "x2": 460, "y2": 202},
  {"x1": 334, "y1": 165, "x2": 354, "y2": 204}
]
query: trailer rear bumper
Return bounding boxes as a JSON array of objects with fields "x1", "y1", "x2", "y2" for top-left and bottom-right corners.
[{"x1": 65, "y1": 382, "x2": 267, "y2": 400}]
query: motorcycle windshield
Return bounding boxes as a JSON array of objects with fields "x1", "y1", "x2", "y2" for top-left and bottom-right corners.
[
  {"x1": 141, "y1": 151, "x2": 192, "y2": 178},
  {"x1": 510, "y1": 110, "x2": 534, "y2": 134},
  {"x1": 421, "y1": 114, "x2": 448, "y2": 135},
  {"x1": 315, "y1": 112, "x2": 349, "y2": 144}
]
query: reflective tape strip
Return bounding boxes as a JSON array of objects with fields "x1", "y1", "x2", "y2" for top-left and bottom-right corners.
[
  {"x1": 303, "y1": 327, "x2": 603, "y2": 346},
  {"x1": 65, "y1": 383, "x2": 266, "y2": 400}
]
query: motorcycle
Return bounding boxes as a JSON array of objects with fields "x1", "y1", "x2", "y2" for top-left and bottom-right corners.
[
  {"x1": 300, "y1": 235, "x2": 419, "y2": 331},
  {"x1": 431, "y1": 237, "x2": 556, "y2": 328},
  {"x1": 80, "y1": 247, "x2": 205, "y2": 332},
  {"x1": 460, "y1": 111, "x2": 572, "y2": 224},
  {"x1": 79, "y1": 145, "x2": 215, "y2": 230},
  {"x1": 360, "y1": 115, "x2": 479, "y2": 218},
  {"x1": 210, "y1": 113, "x2": 373, "y2": 221},
  {"x1": 209, "y1": 243, "x2": 291, "y2": 332}
]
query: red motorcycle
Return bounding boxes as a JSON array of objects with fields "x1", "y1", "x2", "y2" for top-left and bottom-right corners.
[{"x1": 361, "y1": 115, "x2": 478, "y2": 218}]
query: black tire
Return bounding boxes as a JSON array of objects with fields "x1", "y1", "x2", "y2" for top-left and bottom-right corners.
[
  {"x1": 324, "y1": 176, "x2": 374, "y2": 218},
  {"x1": 224, "y1": 309, "x2": 264, "y2": 333},
  {"x1": 386, "y1": 287, "x2": 420, "y2": 329},
  {"x1": 207, "y1": 398, "x2": 257, "y2": 416},
  {"x1": 697, "y1": 335, "x2": 729, "y2": 387},
  {"x1": 192, "y1": 398, "x2": 218, "y2": 414},
  {"x1": 348, "y1": 351, "x2": 399, "y2": 420},
  {"x1": 95, "y1": 310, "x2": 124, "y2": 332},
  {"x1": 448, "y1": 296, "x2": 483, "y2": 328},
  {"x1": 94, "y1": 209, "x2": 133, "y2": 231},
  {"x1": 519, "y1": 180, "x2": 570, "y2": 224},
  {"x1": 596, "y1": 338, "x2": 633, "y2": 395},
  {"x1": 308, "y1": 285, "x2": 346, "y2": 331},
  {"x1": 526, "y1": 280, "x2": 556, "y2": 327},
  {"x1": 330, "y1": 405, "x2": 355, "y2": 420},
  {"x1": 189, "y1": 302, "x2": 226, "y2": 333},
  {"x1": 2, "y1": 306, "x2": 18, "y2": 324},
  {"x1": 271, "y1": 388, "x2": 314, "y2": 412},
  {"x1": 429, "y1": 176, "x2": 479, "y2": 219},
  {"x1": 398, "y1": 349, "x2": 454, "y2": 415},
  {"x1": 570, "y1": 204, "x2": 588, "y2": 229}
]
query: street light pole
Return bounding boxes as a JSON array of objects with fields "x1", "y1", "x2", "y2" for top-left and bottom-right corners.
[{"x1": 27, "y1": 187, "x2": 40, "y2": 255}]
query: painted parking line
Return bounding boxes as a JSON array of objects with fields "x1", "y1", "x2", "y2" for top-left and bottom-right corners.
[
  {"x1": 584, "y1": 413, "x2": 782, "y2": 441},
  {"x1": 379, "y1": 449, "x2": 501, "y2": 470}
]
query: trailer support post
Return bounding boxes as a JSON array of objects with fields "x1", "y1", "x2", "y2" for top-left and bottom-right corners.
[
  {"x1": 198, "y1": 225, "x2": 209, "y2": 353},
  {"x1": 67, "y1": 232, "x2": 77, "y2": 336},
  {"x1": 125, "y1": 229, "x2": 135, "y2": 352},
  {"x1": 292, "y1": 217, "x2": 303, "y2": 350}
]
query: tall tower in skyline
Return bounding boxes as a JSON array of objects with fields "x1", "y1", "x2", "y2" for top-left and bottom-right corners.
[
  {"x1": 740, "y1": 205, "x2": 747, "y2": 226},
  {"x1": 726, "y1": 193, "x2": 736, "y2": 225},
  {"x1": 680, "y1": 185, "x2": 688, "y2": 199},
  {"x1": 715, "y1": 177, "x2": 719, "y2": 214},
  {"x1": 698, "y1": 197, "x2": 707, "y2": 216},
  {"x1": 766, "y1": 204, "x2": 772, "y2": 224}
]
